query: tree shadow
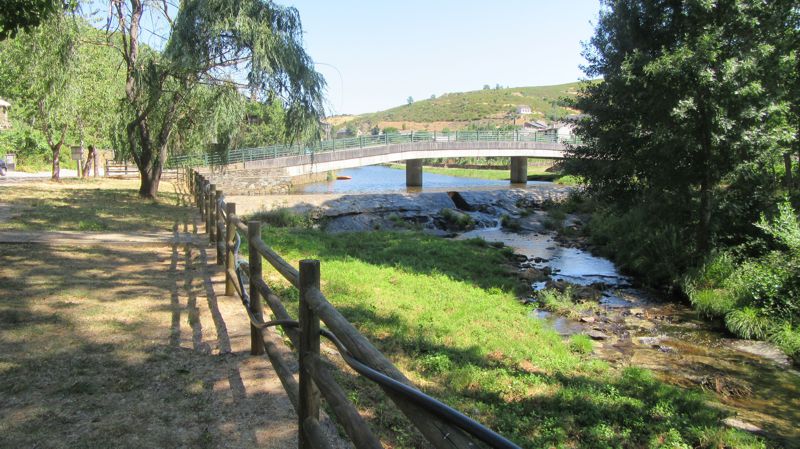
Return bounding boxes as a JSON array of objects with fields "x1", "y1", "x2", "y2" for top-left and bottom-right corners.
[{"x1": 0, "y1": 212, "x2": 297, "y2": 448}]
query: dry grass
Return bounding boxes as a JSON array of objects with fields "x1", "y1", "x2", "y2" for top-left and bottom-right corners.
[
  {"x1": 0, "y1": 179, "x2": 305, "y2": 449},
  {"x1": 0, "y1": 178, "x2": 191, "y2": 232}
]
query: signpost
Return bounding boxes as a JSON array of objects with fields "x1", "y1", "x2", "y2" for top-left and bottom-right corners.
[{"x1": 71, "y1": 146, "x2": 84, "y2": 178}]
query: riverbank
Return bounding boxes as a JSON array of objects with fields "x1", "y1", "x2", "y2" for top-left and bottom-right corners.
[{"x1": 240, "y1": 187, "x2": 795, "y2": 448}]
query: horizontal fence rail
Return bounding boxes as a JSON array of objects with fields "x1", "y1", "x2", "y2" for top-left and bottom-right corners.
[
  {"x1": 169, "y1": 130, "x2": 581, "y2": 168},
  {"x1": 188, "y1": 169, "x2": 522, "y2": 449}
]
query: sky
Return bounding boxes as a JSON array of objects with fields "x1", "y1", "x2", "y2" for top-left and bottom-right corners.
[{"x1": 282, "y1": 1, "x2": 601, "y2": 115}]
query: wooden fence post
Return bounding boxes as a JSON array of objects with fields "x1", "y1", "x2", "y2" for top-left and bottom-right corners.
[
  {"x1": 215, "y1": 189, "x2": 224, "y2": 265},
  {"x1": 248, "y1": 222, "x2": 265, "y2": 355},
  {"x1": 298, "y1": 259, "x2": 321, "y2": 449},
  {"x1": 225, "y1": 203, "x2": 236, "y2": 296},
  {"x1": 208, "y1": 184, "x2": 216, "y2": 241},
  {"x1": 200, "y1": 179, "x2": 209, "y2": 225}
]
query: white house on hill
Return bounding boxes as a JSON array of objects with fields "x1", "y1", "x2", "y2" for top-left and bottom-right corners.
[{"x1": 516, "y1": 105, "x2": 532, "y2": 115}]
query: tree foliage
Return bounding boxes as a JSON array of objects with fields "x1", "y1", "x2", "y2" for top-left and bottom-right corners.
[
  {"x1": 109, "y1": 0, "x2": 326, "y2": 198},
  {"x1": 569, "y1": 0, "x2": 797, "y2": 266},
  {"x1": 0, "y1": 0, "x2": 74, "y2": 40},
  {"x1": 0, "y1": 17, "x2": 125, "y2": 178}
]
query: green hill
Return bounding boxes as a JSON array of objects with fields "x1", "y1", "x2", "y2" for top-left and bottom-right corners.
[{"x1": 339, "y1": 82, "x2": 584, "y2": 132}]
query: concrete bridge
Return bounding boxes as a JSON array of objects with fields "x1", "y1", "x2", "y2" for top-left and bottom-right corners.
[{"x1": 178, "y1": 131, "x2": 573, "y2": 193}]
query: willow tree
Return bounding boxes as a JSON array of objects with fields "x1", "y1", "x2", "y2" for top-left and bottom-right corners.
[{"x1": 109, "y1": 0, "x2": 325, "y2": 198}]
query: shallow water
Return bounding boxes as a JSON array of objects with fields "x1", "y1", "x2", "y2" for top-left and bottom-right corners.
[{"x1": 459, "y1": 226, "x2": 800, "y2": 446}]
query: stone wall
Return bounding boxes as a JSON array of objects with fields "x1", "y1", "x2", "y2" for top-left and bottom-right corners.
[{"x1": 199, "y1": 167, "x2": 329, "y2": 195}]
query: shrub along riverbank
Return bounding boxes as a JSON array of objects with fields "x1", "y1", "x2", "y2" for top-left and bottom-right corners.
[
  {"x1": 544, "y1": 194, "x2": 800, "y2": 365},
  {"x1": 244, "y1": 218, "x2": 764, "y2": 449}
]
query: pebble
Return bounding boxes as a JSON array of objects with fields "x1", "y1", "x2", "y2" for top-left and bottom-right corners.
[{"x1": 579, "y1": 316, "x2": 596, "y2": 323}]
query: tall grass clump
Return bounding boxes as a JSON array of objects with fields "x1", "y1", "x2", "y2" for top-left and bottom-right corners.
[
  {"x1": 250, "y1": 207, "x2": 312, "y2": 228},
  {"x1": 682, "y1": 200, "x2": 800, "y2": 361}
]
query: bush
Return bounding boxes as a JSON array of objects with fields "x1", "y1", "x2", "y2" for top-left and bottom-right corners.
[
  {"x1": 588, "y1": 206, "x2": 691, "y2": 286},
  {"x1": 724, "y1": 307, "x2": 771, "y2": 340},
  {"x1": 249, "y1": 207, "x2": 311, "y2": 228}
]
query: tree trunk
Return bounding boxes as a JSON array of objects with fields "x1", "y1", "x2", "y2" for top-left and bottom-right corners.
[
  {"x1": 51, "y1": 145, "x2": 61, "y2": 181},
  {"x1": 784, "y1": 152, "x2": 794, "y2": 187},
  {"x1": 697, "y1": 173, "x2": 712, "y2": 255},
  {"x1": 138, "y1": 163, "x2": 162, "y2": 199},
  {"x1": 82, "y1": 146, "x2": 96, "y2": 178}
]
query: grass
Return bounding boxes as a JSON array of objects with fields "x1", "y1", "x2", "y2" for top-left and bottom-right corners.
[
  {"x1": 348, "y1": 82, "x2": 582, "y2": 126},
  {"x1": 0, "y1": 178, "x2": 189, "y2": 232},
  {"x1": 244, "y1": 223, "x2": 765, "y2": 449}
]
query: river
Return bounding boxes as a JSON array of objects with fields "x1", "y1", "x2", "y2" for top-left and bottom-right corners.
[{"x1": 266, "y1": 165, "x2": 800, "y2": 446}]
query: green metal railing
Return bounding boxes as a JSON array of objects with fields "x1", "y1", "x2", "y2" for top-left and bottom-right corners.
[{"x1": 168, "y1": 130, "x2": 579, "y2": 168}]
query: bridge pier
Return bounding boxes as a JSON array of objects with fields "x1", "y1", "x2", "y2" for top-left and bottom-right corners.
[
  {"x1": 510, "y1": 156, "x2": 527, "y2": 184},
  {"x1": 406, "y1": 159, "x2": 423, "y2": 187}
]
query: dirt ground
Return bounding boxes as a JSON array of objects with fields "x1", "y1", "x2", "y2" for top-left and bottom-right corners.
[{"x1": 0, "y1": 179, "x2": 344, "y2": 448}]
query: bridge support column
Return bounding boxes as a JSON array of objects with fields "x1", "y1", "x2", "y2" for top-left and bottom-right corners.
[
  {"x1": 406, "y1": 159, "x2": 423, "y2": 187},
  {"x1": 510, "y1": 156, "x2": 527, "y2": 184}
]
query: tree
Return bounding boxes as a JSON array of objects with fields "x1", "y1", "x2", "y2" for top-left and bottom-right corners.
[
  {"x1": 107, "y1": 0, "x2": 325, "y2": 198},
  {"x1": 482, "y1": 84, "x2": 490, "y2": 90},
  {"x1": 0, "y1": 17, "x2": 76, "y2": 180},
  {"x1": 0, "y1": 0, "x2": 75, "y2": 40},
  {"x1": 0, "y1": 18, "x2": 126, "y2": 179},
  {"x1": 406, "y1": 96, "x2": 414, "y2": 105},
  {"x1": 569, "y1": 0, "x2": 792, "y2": 257},
  {"x1": 429, "y1": 94, "x2": 436, "y2": 100}
]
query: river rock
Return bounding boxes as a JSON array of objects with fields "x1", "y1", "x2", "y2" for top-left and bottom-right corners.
[
  {"x1": 724, "y1": 339, "x2": 792, "y2": 367},
  {"x1": 586, "y1": 330, "x2": 609, "y2": 340},
  {"x1": 636, "y1": 336, "x2": 667, "y2": 346},
  {"x1": 580, "y1": 316, "x2": 596, "y2": 323},
  {"x1": 519, "y1": 268, "x2": 549, "y2": 283},
  {"x1": 722, "y1": 418, "x2": 763, "y2": 434},
  {"x1": 325, "y1": 214, "x2": 383, "y2": 233}
]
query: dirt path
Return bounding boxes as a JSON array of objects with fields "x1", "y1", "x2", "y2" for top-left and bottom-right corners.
[{"x1": 0, "y1": 214, "x2": 345, "y2": 448}]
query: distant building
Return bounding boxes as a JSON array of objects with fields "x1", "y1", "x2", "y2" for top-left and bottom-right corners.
[
  {"x1": 516, "y1": 105, "x2": 532, "y2": 115},
  {"x1": 0, "y1": 99, "x2": 10, "y2": 130},
  {"x1": 523, "y1": 121, "x2": 548, "y2": 130},
  {"x1": 543, "y1": 122, "x2": 576, "y2": 141}
]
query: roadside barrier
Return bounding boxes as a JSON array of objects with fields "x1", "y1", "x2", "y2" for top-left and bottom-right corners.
[{"x1": 170, "y1": 130, "x2": 579, "y2": 168}]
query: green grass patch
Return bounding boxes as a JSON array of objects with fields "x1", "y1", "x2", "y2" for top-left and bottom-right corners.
[{"x1": 246, "y1": 227, "x2": 762, "y2": 448}]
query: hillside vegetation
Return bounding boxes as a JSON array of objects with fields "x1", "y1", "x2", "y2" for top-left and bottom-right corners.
[{"x1": 338, "y1": 82, "x2": 582, "y2": 132}]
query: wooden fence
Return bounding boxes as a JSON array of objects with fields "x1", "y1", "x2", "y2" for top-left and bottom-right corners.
[
  {"x1": 187, "y1": 169, "x2": 521, "y2": 449},
  {"x1": 104, "y1": 161, "x2": 180, "y2": 179}
]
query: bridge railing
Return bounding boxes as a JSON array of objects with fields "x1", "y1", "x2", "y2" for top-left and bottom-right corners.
[
  {"x1": 168, "y1": 130, "x2": 580, "y2": 168},
  {"x1": 188, "y1": 169, "x2": 521, "y2": 449}
]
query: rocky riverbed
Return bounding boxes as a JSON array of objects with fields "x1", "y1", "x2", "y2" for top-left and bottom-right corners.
[{"x1": 235, "y1": 187, "x2": 800, "y2": 446}]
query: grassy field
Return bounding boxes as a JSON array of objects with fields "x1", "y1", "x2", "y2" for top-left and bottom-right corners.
[
  {"x1": 0, "y1": 178, "x2": 190, "y2": 232},
  {"x1": 352, "y1": 82, "x2": 581, "y2": 125},
  {"x1": 386, "y1": 163, "x2": 580, "y2": 185},
  {"x1": 245, "y1": 222, "x2": 765, "y2": 449}
]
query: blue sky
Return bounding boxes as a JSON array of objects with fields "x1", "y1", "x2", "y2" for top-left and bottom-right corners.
[{"x1": 282, "y1": 1, "x2": 601, "y2": 115}]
